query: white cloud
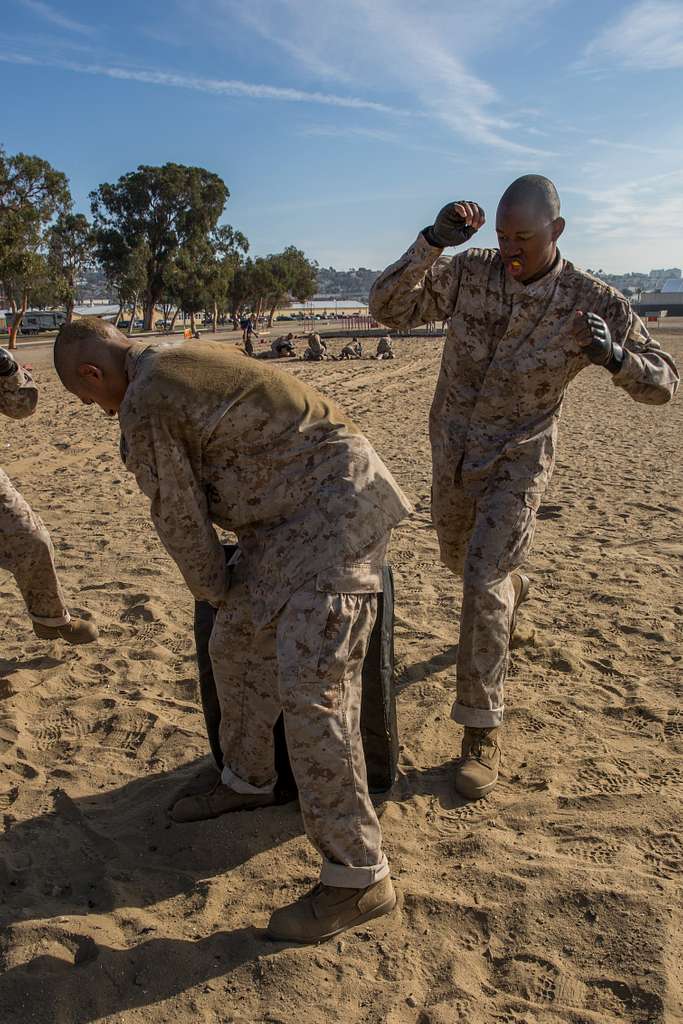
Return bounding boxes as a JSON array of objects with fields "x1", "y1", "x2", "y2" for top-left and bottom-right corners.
[
  {"x1": 581, "y1": 1, "x2": 683, "y2": 70},
  {"x1": 19, "y1": 0, "x2": 94, "y2": 35},
  {"x1": 0, "y1": 53, "x2": 411, "y2": 114},
  {"x1": 191, "y1": 0, "x2": 558, "y2": 156},
  {"x1": 565, "y1": 168, "x2": 683, "y2": 241}
]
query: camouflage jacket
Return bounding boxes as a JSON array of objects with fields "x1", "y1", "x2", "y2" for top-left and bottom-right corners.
[
  {"x1": 370, "y1": 234, "x2": 679, "y2": 503},
  {"x1": 119, "y1": 341, "x2": 411, "y2": 625},
  {"x1": 1, "y1": 364, "x2": 38, "y2": 421}
]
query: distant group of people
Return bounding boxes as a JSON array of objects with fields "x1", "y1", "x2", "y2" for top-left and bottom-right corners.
[
  {"x1": 2, "y1": 173, "x2": 678, "y2": 949},
  {"x1": 239, "y1": 325, "x2": 397, "y2": 363}
]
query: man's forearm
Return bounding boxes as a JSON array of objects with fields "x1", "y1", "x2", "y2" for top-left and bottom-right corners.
[
  {"x1": 369, "y1": 234, "x2": 451, "y2": 330},
  {"x1": 611, "y1": 345, "x2": 679, "y2": 405},
  {"x1": 151, "y1": 501, "x2": 228, "y2": 606}
]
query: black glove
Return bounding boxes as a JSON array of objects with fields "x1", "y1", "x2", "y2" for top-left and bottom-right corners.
[
  {"x1": 579, "y1": 313, "x2": 624, "y2": 373},
  {"x1": 423, "y1": 202, "x2": 484, "y2": 248},
  {"x1": 0, "y1": 347, "x2": 18, "y2": 377}
]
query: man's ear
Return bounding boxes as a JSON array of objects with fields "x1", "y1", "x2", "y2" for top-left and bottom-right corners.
[
  {"x1": 551, "y1": 216, "x2": 565, "y2": 241},
  {"x1": 77, "y1": 363, "x2": 104, "y2": 383}
]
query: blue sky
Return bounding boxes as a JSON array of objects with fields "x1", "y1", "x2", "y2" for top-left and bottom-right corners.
[{"x1": 2, "y1": 0, "x2": 682, "y2": 272}]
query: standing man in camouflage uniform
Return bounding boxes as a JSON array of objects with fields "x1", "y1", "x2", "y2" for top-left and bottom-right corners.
[
  {"x1": 53, "y1": 318, "x2": 411, "y2": 943},
  {"x1": 370, "y1": 175, "x2": 678, "y2": 801},
  {"x1": 0, "y1": 347, "x2": 98, "y2": 644}
]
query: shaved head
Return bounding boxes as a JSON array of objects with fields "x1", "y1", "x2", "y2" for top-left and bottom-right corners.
[
  {"x1": 495, "y1": 175, "x2": 564, "y2": 284},
  {"x1": 499, "y1": 175, "x2": 560, "y2": 220},
  {"x1": 54, "y1": 317, "x2": 125, "y2": 386},
  {"x1": 54, "y1": 317, "x2": 132, "y2": 415}
]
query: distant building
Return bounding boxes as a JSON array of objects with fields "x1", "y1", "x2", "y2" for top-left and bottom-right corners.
[{"x1": 634, "y1": 283, "x2": 683, "y2": 317}]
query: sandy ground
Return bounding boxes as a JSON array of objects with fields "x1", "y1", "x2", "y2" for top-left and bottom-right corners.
[{"x1": 0, "y1": 328, "x2": 681, "y2": 1024}]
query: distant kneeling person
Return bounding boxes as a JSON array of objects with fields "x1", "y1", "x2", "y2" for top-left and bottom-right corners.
[
  {"x1": 375, "y1": 336, "x2": 394, "y2": 360},
  {"x1": 53, "y1": 318, "x2": 412, "y2": 945}
]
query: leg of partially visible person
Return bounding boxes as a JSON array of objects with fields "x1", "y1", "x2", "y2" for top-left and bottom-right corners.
[
  {"x1": 0, "y1": 469, "x2": 97, "y2": 644},
  {"x1": 171, "y1": 565, "x2": 280, "y2": 822},
  {"x1": 267, "y1": 556, "x2": 396, "y2": 943},
  {"x1": 453, "y1": 489, "x2": 537, "y2": 799}
]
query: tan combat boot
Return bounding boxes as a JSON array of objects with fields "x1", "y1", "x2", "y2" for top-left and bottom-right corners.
[
  {"x1": 166, "y1": 759, "x2": 222, "y2": 811},
  {"x1": 267, "y1": 876, "x2": 396, "y2": 944},
  {"x1": 33, "y1": 617, "x2": 99, "y2": 645},
  {"x1": 454, "y1": 727, "x2": 501, "y2": 800},
  {"x1": 170, "y1": 781, "x2": 274, "y2": 822}
]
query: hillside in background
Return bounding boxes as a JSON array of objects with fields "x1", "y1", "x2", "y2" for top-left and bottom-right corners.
[{"x1": 314, "y1": 266, "x2": 381, "y2": 301}]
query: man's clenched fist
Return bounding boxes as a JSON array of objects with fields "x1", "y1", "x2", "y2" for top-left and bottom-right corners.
[
  {"x1": 423, "y1": 201, "x2": 486, "y2": 249},
  {"x1": 572, "y1": 311, "x2": 624, "y2": 373},
  {"x1": 0, "y1": 347, "x2": 17, "y2": 377}
]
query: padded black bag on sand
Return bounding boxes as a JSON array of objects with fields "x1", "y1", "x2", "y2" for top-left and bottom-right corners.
[{"x1": 193, "y1": 545, "x2": 399, "y2": 799}]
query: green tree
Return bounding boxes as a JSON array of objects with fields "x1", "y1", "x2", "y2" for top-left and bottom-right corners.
[
  {"x1": 0, "y1": 147, "x2": 70, "y2": 347},
  {"x1": 207, "y1": 225, "x2": 249, "y2": 331},
  {"x1": 93, "y1": 230, "x2": 150, "y2": 334},
  {"x1": 47, "y1": 212, "x2": 95, "y2": 323},
  {"x1": 165, "y1": 225, "x2": 249, "y2": 334},
  {"x1": 244, "y1": 247, "x2": 318, "y2": 326},
  {"x1": 90, "y1": 163, "x2": 229, "y2": 330}
]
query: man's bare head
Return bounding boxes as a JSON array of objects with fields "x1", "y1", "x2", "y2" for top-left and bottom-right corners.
[
  {"x1": 54, "y1": 317, "x2": 131, "y2": 416},
  {"x1": 496, "y1": 174, "x2": 565, "y2": 283}
]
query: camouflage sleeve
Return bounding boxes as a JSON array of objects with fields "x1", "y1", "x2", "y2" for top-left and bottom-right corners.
[
  {"x1": 601, "y1": 294, "x2": 679, "y2": 405},
  {"x1": 369, "y1": 233, "x2": 464, "y2": 329},
  {"x1": 0, "y1": 365, "x2": 38, "y2": 420},
  {"x1": 121, "y1": 413, "x2": 227, "y2": 606}
]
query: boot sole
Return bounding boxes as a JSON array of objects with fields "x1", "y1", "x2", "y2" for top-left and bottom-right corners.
[{"x1": 266, "y1": 892, "x2": 397, "y2": 945}]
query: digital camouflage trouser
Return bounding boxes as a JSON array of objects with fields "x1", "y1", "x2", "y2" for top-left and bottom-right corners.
[
  {"x1": 432, "y1": 479, "x2": 537, "y2": 728},
  {"x1": 209, "y1": 539, "x2": 390, "y2": 888},
  {"x1": 0, "y1": 468, "x2": 70, "y2": 626}
]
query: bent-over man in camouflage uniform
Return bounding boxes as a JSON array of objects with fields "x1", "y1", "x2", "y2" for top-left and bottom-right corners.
[
  {"x1": 53, "y1": 319, "x2": 411, "y2": 944},
  {"x1": 370, "y1": 175, "x2": 678, "y2": 801},
  {"x1": 375, "y1": 335, "x2": 395, "y2": 360},
  {"x1": 303, "y1": 331, "x2": 328, "y2": 361},
  {"x1": 339, "y1": 338, "x2": 363, "y2": 360},
  {"x1": 0, "y1": 347, "x2": 98, "y2": 645}
]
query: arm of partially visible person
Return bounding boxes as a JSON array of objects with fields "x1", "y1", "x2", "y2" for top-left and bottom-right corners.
[
  {"x1": 121, "y1": 411, "x2": 228, "y2": 606},
  {"x1": 573, "y1": 300, "x2": 679, "y2": 405},
  {"x1": 0, "y1": 348, "x2": 38, "y2": 419}
]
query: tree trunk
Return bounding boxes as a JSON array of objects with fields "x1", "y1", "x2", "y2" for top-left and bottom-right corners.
[
  {"x1": 8, "y1": 296, "x2": 28, "y2": 350},
  {"x1": 190, "y1": 311, "x2": 196, "y2": 334},
  {"x1": 114, "y1": 303, "x2": 123, "y2": 328},
  {"x1": 268, "y1": 303, "x2": 277, "y2": 327},
  {"x1": 143, "y1": 290, "x2": 156, "y2": 331},
  {"x1": 127, "y1": 296, "x2": 136, "y2": 337},
  {"x1": 169, "y1": 308, "x2": 180, "y2": 333},
  {"x1": 213, "y1": 302, "x2": 218, "y2": 332},
  {"x1": 66, "y1": 298, "x2": 75, "y2": 323}
]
